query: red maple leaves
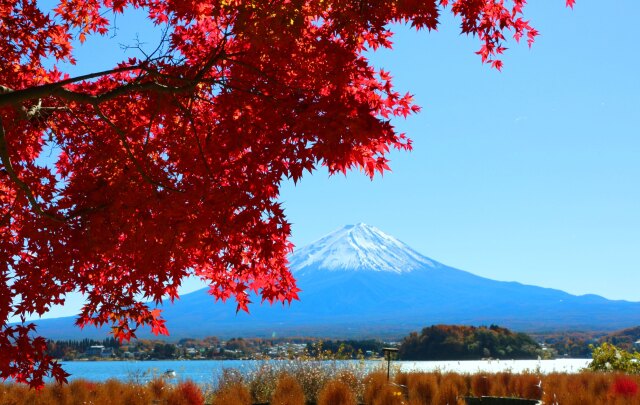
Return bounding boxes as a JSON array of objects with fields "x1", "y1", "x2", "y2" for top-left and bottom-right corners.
[{"x1": 0, "y1": 0, "x2": 574, "y2": 387}]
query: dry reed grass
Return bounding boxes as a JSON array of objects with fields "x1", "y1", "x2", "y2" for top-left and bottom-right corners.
[
  {"x1": 245, "y1": 357, "x2": 364, "y2": 403},
  {"x1": 336, "y1": 368, "x2": 366, "y2": 402},
  {"x1": 3, "y1": 367, "x2": 640, "y2": 404},
  {"x1": 431, "y1": 375, "x2": 462, "y2": 405},
  {"x1": 512, "y1": 372, "x2": 542, "y2": 399},
  {"x1": 471, "y1": 373, "x2": 491, "y2": 397},
  {"x1": 317, "y1": 379, "x2": 357, "y2": 405},
  {"x1": 363, "y1": 370, "x2": 388, "y2": 404},
  {"x1": 404, "y1": 372, "x2": 437, "y2": 404},
  {"x1": 0, "y1": 378, "x2": 210, "y2": 405},
  {"x1": 270, "y1": 373, "x2": 305, "y2": 405},
  {"x1": 370, "y1": 383, "x2": 405, "y2": 405},
  {"x1": 210, "y1": 381, "x2": 252, "y2": 405},
  {"x1": 540, "y1": 372, "x2": 640, "y2": 405}
]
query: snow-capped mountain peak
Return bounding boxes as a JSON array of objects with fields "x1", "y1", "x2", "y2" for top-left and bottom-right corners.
[{"x1": 288, "y1": 223, "x2": 436, "y2": 274}]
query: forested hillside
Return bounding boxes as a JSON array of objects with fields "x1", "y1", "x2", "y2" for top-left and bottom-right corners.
[{"x1": 398, "y1": 325, "x2": 540, "y2": 360}]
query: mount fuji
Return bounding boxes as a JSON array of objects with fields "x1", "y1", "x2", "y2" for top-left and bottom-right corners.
[
  {"x1": 289, "y1": 223, "x2": 435, "y2": 274},
  {"x1": 31, "y1": 223, "x2": 640, "y2": 339}
]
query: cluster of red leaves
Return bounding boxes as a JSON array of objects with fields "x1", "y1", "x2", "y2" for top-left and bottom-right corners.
[
  {"x1": 0, "y1": 0, "x2": 573, "y2": 388},
  {"x1": 611, "y1": 376, "x2": 639, "y2": 398}
]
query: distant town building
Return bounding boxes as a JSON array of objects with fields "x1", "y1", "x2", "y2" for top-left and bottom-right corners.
[
  {"x1": 85, "y1": 345, "x2": 113, "y2": 357},
  {"x1": 86, "y1": 345, "x2": 105, "y2": 356}
]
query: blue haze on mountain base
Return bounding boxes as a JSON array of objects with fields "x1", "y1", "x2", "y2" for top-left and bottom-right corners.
[{"x1": 31, "y1": 224, "x2": 640, "y2": 339}]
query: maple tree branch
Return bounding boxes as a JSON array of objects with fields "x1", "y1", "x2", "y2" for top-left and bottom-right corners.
[
  {"x1": 192, "y1": 33, "x2": 231, "y2": 84},
  {"x1": 142, "y1": 108, "x2": 159, "y2": 152},
  {"x1": 0, "y1": 197, "x2": 16, "y2": 227},
  {"x1": 93, "y1": 106, "x2": 183, "y2": 193},
  {"x1": 20, "y1": 99, "x2": 42, "y2": 120},
  {"x1": 22, "y1": 103, "x2": 71, "y2": 121},
  {"x1": 221, "y1": 56, "x2": 296, "y2": 101},
  {"x1": 0, "y1": 118, "x2": 66, "y2": 223},
  {"x1": 0, "y1": 116, "x2": 104, "y2": 223},
  {"x1": 0, "y1": 38, "x2": 232, "y2": 110},
  {"x1": 2, "y1": 71, "x2": 226, "y2": 110},
  {"x1": 174, "y1": 100, "x2": 214, "y2": 181},
  {"x1": 122, "y1": 26, "x2": 171, "y2": 61},
  {"x1": 53, "y1": 80, "x2": 190, "y2": 105},
  {"x1": 0, "y1": 65, "x2": 147, "y2": 107}
]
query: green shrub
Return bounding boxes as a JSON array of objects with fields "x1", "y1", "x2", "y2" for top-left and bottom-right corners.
[{"x1": 588, "y1": 343, "x2": 640, "y2": 374}]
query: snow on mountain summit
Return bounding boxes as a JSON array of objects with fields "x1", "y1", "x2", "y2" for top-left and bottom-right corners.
[{"x1": 288, "y1": 223, "x2": 436, "y2": 274}]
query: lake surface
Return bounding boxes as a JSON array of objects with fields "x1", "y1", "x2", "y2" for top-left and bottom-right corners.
[{"x1": 56, "y1": 358, "x2": 591, "y2": 384}]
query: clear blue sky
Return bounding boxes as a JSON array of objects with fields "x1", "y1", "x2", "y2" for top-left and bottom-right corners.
[
  {"x1": 37, "y1": 1, "x2": 640, "y2": 320},
  {"x1": 280, "y1": 1, "x2": 640, "y2": 301}
]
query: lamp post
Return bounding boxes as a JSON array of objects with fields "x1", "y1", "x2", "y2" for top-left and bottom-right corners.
[{"x1": 382, "y1": 347, "x2": 399, "y2": 381}]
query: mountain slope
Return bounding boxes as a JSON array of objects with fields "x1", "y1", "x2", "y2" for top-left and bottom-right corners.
[
  {"x1": 30, "y1": 224, "x2": 640, "y2": 339},
  {"x1": 289, "y1": 223, "x2": 435, "y2": 274}
]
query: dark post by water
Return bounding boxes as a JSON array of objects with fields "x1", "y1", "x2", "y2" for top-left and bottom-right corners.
[{"x1": 383, "y1": 347, "x2": 399, "y2": 381}]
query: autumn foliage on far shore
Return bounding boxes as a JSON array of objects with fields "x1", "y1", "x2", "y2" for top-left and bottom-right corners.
[{"x1": 1, "y1": 0, "x2": 574, "y2": 387}]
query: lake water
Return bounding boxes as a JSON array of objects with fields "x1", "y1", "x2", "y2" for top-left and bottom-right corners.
[{"x1": 56, "y1": 358, "x2": 591, "y2": 385}]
